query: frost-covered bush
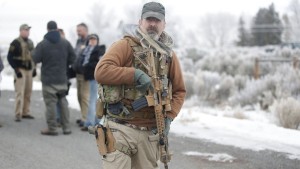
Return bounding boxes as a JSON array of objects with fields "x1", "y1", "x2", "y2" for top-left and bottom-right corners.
[
  {"x1": 272, "y1": 65, "x2": 300, "y2": 98},
  {"x1": 215, "y1": 75, "x2": 235, "y2": 104},
  {"x1": 182, "y1": 47, "x2": 300, "y2": 107},
  {"x1": 229, "y1": 76, "x2": 276, "y2": 106},
  {"x1": 181, "y1": 58, "x2": 194, "y2": 72},
  {"x1": 197, "y1": 49, "x2": 256, "y2": 76},
  {"x1": 234, "y1": 75, "x2": 247, "y2": 91},
  {"x1": 183, "y1": 72, "x2": 195, "y2": 99},
  {"x1": 275, "y1": 97, "x2": 300, "y2": 129},
  {"x1": 230, "y1": 65, "x2": 300, "y2": 107},
  {"x1": 193, "y1": 71, "x2": 221, "y2": 104},
  {"x1": 184, "y1": 48, "x2": 207, "y2": 62},
  {"x1": 190, "y1": 71, "x2": 236, "y2": 105},
  {"x1": 258, "y1": 91, "x2": 274, "y2": 110}
]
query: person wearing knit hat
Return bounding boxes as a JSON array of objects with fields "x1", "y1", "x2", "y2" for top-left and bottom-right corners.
[{"x1": 79, "y1": 33, "x2": 106, "y2": 131}]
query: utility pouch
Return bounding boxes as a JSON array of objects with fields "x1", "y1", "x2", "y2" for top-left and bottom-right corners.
[
  {"x1": 98, "y1": 84, "x2": 124, "y2": 104},
  {"x1": 94, "y1": 125, "x2": 116, "y2": 157},
  {"x1": 95, "y1": 126, "x2": 108, "y2": 156},
  {"x1": 108, "y1": 102, "x2": 123, "y2": 115},
  {"x1": 107, "y1": 102, "x2": 131, "y2": 118},
  {"x1": 106, "y1": 127, "x2": 116, "y2": 153},
  {"x1": 96, "y1": 99, "x2": 105, "y2": 118}
]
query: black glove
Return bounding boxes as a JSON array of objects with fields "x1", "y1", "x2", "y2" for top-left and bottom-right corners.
[
  {"x1": 15, "y1": 69, "x2": 22, "y2": 78},
  {"x1": 32, "y1": 69, "x2": 37, "y2": 77}
]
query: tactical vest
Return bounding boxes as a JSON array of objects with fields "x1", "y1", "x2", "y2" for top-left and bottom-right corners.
[
  {"x1": 98, "y1": 37, "x2": 173, "y2": 120},
  {"x1": 13, "y1": 37, "x2": 34, "y2": 69}
]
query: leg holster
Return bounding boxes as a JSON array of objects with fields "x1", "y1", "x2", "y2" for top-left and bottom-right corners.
[
  {"x1": 94, "y1": 125, "x2": 137, "y2": 158},
  {"x1": 95, "y1": 125, "x2": 116, "y2": 157}
]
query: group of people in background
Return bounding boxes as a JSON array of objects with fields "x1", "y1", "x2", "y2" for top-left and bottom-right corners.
[{"x1": 3, "y1": 21, "x2": 106, "y2": 135}]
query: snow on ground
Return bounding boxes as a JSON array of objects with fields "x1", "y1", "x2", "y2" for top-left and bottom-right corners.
[
  {"x1": 172, "y1": 106, "x2": 300, "y2": 160},
  {"x1": 1, "y1": 74, "x2": 300, "y2": 160},
  {"x1": 183, "y1": 151, "x2": 236, "y2": 163}
]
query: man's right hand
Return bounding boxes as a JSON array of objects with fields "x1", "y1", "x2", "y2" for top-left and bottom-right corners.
[
  {"x1": 15, "y1": 69, "x2": 22, "y2": 78},
  {"x1": 134, "y1": 69, "x2": 152, "y2": 94}
]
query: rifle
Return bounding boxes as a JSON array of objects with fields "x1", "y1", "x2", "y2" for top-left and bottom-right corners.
[{"x1": 133, "y1": 48, "x2": 171, "y2": 169}]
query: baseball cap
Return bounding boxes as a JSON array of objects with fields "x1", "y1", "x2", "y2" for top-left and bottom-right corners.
[
  {"x1": 47, "y1": 21, "x2": 57, "y2": 30},
  {"x1": 19, "y1": 24, "x2": 31, "y2": 30},
  {"x1": 141, "y1": 2, "x2": 165, "y2": 21}
]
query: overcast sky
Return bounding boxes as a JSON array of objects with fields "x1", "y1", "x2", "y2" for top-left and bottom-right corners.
[{"x1": 0, "y1": 0, "x2": 292, "y2": 48}]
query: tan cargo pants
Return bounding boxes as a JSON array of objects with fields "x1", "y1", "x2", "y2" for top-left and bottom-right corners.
[
  {"x1": 76, "y1": 74, "x2": 89, "y2": 122},
  {"x1": 102, "y1": 121, "x2": 159, "y2": 169},
  {"x1": 14, "y1": 68, "x2": 33, "y2": 117}
]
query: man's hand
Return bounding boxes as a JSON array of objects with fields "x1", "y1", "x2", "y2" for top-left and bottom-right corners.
[
  {"x1": 32, "y1": 68, "x2": 37, "y2": 77},
  {"x1": 164, "y1": 117, "x2": 173, "y2": 136},
  {"x1": 134, "y1": 69, "x2": 152, "y2": 94},
  {"x1": 15, "y1": 69, "x2": 22, "y2": 78}
]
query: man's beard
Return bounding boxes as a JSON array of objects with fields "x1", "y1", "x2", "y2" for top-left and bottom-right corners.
[{"x1": 147, "y1": 26, "x2": 159, "y2": 40}]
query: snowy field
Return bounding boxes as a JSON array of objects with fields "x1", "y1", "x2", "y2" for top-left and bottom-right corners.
[{"x1": 1, "y1": 74, "x2": 300, "y2": 161}]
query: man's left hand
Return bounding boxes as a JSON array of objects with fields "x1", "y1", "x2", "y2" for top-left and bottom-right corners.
[{"x1": 164, "y1": 117, "x2": 173, "y2": 136}]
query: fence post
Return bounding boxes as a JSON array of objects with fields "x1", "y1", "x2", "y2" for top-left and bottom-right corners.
[
  {"x1": 293, "y1": 57, "x2": 298, "y2": 69},
  {"x1": 254, "y1": 58, "x2": 259, "y2": 79}
]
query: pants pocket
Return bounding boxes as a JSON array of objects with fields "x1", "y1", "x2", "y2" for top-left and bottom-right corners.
[{"x1": 102, "y1": 150, "x2": 131, "y2": 169}]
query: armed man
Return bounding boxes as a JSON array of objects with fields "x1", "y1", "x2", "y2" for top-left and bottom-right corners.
[
  {"x1": 7, "y1": 24, "x2": 36, "y2": 122},
  {"x1": 94, "y1": 2, "x2": 186, "y2": 169}
]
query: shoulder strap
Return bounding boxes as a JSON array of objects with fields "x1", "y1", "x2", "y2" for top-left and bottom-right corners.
[{"x1": 124, "y1": 36, "x2": 142, "y2": 53}]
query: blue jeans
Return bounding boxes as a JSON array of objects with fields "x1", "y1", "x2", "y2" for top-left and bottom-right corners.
[{"x1": 84, "y1": 80, "x2": 98, "y2": 127}]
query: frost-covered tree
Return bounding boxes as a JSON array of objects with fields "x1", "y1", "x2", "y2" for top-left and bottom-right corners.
[
  {"x1": 288, "y1": 0, "x2": 300, "y2": 42},
  {"x1": 251, "y1": 3, "x2": 283, "y2": 46},
  {"x1": 199, "y1": 13, "x2": 237, "y2": 48},
  {"x1": 282, "y1": 14, "x2": 292, "y2": 43},
  {"x1": 236, "y1": 16, "x2": 252, "y2": 46},
  {"x1": 87, "y1": 1, "x2": 119, "y2": 45}
]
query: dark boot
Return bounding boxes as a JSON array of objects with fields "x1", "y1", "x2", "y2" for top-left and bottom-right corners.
[{"x1": 41, "y1": 129, "x2": 58, "y2": 136}]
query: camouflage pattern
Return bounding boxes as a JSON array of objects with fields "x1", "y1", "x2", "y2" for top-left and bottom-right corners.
[
  {"x1": 98, "y1": 84, "x2": 124, "y2": 104},
  {"x1": 98, "y1": 35, "x2": 172, "y2": 120}
]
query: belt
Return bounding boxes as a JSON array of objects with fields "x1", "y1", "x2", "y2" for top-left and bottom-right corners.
[
  {"x1": 109, "y1": 118, "x2": 154, "y2": 131},
  {"x1": 124, "y1": 123, "x2": 151, "y2": 131}
]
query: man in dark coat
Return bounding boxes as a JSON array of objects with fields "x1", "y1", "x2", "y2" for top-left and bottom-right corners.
[{"x1": 33, "y1": 21, "x2": 76, "y2": 136}]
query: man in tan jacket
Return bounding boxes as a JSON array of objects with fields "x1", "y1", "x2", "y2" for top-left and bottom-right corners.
[{"x1": 94, "y1": 2, "x2": 186, "y2": 169}]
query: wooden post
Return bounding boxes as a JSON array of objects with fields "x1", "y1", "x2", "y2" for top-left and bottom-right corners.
[
  {"x1": 254, "y1": 58, "x2": 259, "y2": 79},
  {"x1": 293, "y1": 57, "x2": 298, "y2": 69}
]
